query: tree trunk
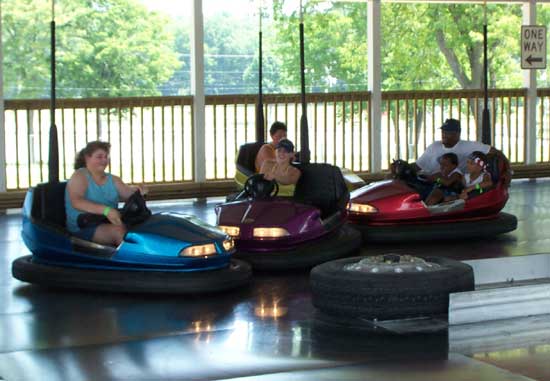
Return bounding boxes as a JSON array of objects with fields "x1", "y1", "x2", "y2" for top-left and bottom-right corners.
[
  {"x1": 413, "y1": 108, "x2": 424, "y2": 160},
  {"x1": 435, "y1": 28, "x2": 485, "y2": 139}
]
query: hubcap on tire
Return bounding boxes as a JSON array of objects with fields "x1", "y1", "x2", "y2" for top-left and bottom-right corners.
[{"x1": 343, "y1": 254, "x2": 441, "y2": 274}]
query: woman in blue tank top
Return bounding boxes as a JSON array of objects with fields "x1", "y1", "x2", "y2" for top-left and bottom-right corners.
[{"x1": 65, "y1": 141, "x2": 145, "y2": 246}]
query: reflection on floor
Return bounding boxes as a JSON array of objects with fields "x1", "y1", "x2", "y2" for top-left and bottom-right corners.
[{"x1": 0, "y1": 179, "x2": 549, "y2": 380}]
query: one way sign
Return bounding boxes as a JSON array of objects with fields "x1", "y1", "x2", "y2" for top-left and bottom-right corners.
[{"x1": 522, "y1": 25, "x2": 547, "y2": 69}]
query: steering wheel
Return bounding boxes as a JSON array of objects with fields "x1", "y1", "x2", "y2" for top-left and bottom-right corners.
[
  {"x1": 242, "y1": 174, "x2": 279, "y2": 199},
  {"x1": 77, "y1": 191, "x2": 151, "y2": 229},
  {"x1": 390, "y1": 159, "x2": 434, "y2": 196},
  {"x1": 120, "y1": 191, "x2": 151, "y2": 226},
  {"x1": 391, "y1": 159, "x2": 418, "y2": 182}
]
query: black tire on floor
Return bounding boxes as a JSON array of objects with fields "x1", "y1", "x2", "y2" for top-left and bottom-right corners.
[
  {"x1": 357, "y1": 212, "x2": 517, "y2": 242},
  {"x1": 235, "y1": 224, "x2": 361, "y2": 271},
  {"x1": 12, "y1": 255, "x2": 252, "y2": 294},
  {"x1": 310, "y1": 256, "x2": 474, "y2": 320}
]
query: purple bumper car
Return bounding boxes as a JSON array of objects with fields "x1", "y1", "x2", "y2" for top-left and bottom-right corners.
[{"x1": 215, "y1": 163, "x2": 362, "y2": 270}]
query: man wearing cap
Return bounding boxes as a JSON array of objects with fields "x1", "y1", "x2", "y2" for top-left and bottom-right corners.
[
  {"x1": 260, "y1": 138, "x2": 301, "y2": 185},
  {"x1": 414, "y1": 118, "x2": 512, "y2": 186}
]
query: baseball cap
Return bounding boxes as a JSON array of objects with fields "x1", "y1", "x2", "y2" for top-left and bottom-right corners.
[
  {"x1": 275, "y1": 138, "x2": 295, "y2": 153},
  {"x1": 440, "y1": 118, "x2": 461, "y2": 133}
]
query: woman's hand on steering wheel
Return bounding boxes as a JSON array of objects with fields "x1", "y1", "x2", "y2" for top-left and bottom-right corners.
[
  {"x1": 135, "y1": 183, "x2": 148, "y2": 196},
  {"x1": 105, "y1": 207, "x2": 123, "y2": 226}
]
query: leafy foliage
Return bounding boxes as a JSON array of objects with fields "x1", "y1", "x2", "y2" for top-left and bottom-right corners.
[
  {"x1": 2, "y1": 1, "x2": 538, "y2": 98},
  {"x1": 270, "y1": 1, "x2": 525, "y2": 92},
  {"x1": 3, "y1": 0, "x2": 180, "y2": 98},
  {"x1": 270, "y1": 0, "x2": 367, "y2": 93},
  {"x1": 203, "y1": 12, "x2": 257, "y2": 94}
]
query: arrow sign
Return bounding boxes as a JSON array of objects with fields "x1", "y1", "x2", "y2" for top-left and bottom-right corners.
[
  {"x1": 521, "y1": 25, "x2": 547, "y2": 70},
  {"x1": 526, "y1": 55, "x2": 543, "y2": 65}
]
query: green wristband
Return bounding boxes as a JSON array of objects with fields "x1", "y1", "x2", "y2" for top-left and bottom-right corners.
[{"x1": 103, "y1": 206, "x2": 112, "y2": 217}]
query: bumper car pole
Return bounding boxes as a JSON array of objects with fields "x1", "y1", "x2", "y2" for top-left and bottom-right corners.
[
  {"x1": 481, "y1": 0, "x2": 491, "y2": 146},
  {"x1": 299, "y1": 0, "x2": 310, "y2": 164},
  {"x1": 256, "y1": 1, "x2": 265, "y2": 143},
  {"x1": 49, "y1": 0, "x2": 59, "y2": 183}
]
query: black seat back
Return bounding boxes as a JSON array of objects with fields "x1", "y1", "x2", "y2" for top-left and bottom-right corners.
[
  {"x1": 487, "y1": 155, "x2": 502, "y2": 184},
  {"x1": 31, "y1": 182, "x2": 67, "y2": 229},
  {"x1": 293, "y1": 163, "x2": 349, "y2": 218},
  {"x1": 236, "y1": 142, "x2": 265, "y2": 175}
]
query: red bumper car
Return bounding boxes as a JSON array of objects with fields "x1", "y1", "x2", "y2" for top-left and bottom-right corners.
[{"x1": 348, "y1": 159, "x2": 517, "y2": 242}]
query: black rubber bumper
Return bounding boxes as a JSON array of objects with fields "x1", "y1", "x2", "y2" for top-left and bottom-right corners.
[
  {"x1": 354, "y1": 212, "x2": 517, "y2": 242},
  {"x1": 12, "y1": 256, "x2": 252, "y2": 294},
  {"x1": 234, "y1": 224, "x2": 362, "y2": 271}
]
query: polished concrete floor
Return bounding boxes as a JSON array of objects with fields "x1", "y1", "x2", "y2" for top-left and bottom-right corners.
[{"x1": 1, "y1": 179, "x2": 550, "y2": 380}]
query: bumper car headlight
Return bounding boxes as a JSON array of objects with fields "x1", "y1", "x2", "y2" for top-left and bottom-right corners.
[
  {"x1": 348, "y1": 202, "x2": 378, "y2": 214},
  {"x1": 253, "y1": 227, "x2": 290, "y2": 238},
  {"x1": 222, "y1": 238, "x2": 235, "y2": 252},
  {"x1": 180, "y1": 243, "x2": 217, "y2": 257},
  {"x1": 219, "y1": 225, "x2": 240, "y2": 238}
]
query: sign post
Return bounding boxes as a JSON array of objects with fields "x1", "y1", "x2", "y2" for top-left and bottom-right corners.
[{"x1": 521, "y1": 25, "x2": 547, "y2": 69}]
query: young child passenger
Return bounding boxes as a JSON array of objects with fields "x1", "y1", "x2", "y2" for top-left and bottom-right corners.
[
  {"x1": 425, "y1": 152, "x2": 463, "y2": 205},
  {"x1": 459, "y1": 151, "x2": 493, "y2": 200}
]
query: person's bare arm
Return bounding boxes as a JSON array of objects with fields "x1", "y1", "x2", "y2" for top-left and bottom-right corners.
[
  {"x1": 276, "y1": 166, "x2": 301, "y2": 185},
  {"x1": 438, "y1": 172, "x2": 462, "y2": 187},
  {"x1": 479, "y1": 173, "x2": 493, "y2": 189},
  {"x1": 113, "y1": 175, "x2": 145, "y2": 201},
  {"x1": 67, "y1": 171, "x2": 122, "y2": 225},
  {"x1": 424, "y1": 171, "x2": 441, "y2": 183},
  {"x1": 68, "y1": 171, "x2": 104, "y2": 214},
  {"x1": 463, "y1": 173, "x2": 493, "y2": 194},
  {"x1": 255, "y1": 145, "x2": 275, "y2": 172},
  {"x1": 260, "y1": 160, "x2": 275, "y2": 180}
]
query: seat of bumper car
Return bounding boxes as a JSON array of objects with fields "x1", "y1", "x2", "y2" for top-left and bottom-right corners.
[
  {"x1": 487, "y1": 155, "x2": 503, "y2": 184},
  {"x1": 236, "y1": 142, "x2": 264, "y2": 176},
  {"x1": 293, "y1": 163, "x2": 349, "y2": 219},
  {"x1": 31, "y1": 182, "x2": 67, "y2": 229}
]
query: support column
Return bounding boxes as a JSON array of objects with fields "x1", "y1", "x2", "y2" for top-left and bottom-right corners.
[
  {"x1": 368, "y1": 0, "x2": 382, "y2": 172},
  {"x1": 523, "y1": 0, "x2": 537, "y2": 165},
  {"x1": 191, "y1": 0, "x2": 206, "y2": 182},
  {"x1": 0, "y1": 2, "x2": 6, "y2": 192}
]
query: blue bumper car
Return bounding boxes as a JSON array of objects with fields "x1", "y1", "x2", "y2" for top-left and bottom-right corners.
[{"x1": 13, "y1": 182, "x2": 251, "y2": 294}]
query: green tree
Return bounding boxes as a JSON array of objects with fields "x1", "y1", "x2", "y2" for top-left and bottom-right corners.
[
  {"x1": 168, "y1": 12, "x2": 270, "y2": 95},
  {"x1": 536, "y1": 5, "x2": 550, "y2": 87},
  {"x1": 271, "y1": 0, "x2": 367, "y2": 93},
  {"x1": 203, "y1": 12, "x2": 258, "y2": 94},
  {"x1": 424, "y1": 3, "x2": 522, "y2": 90},
  {"x1": 3, "y1": 0, "x2": 180, "y2": 98},
  {"x1": 163, "y1": 19, "x2": 191, "y2": 95},
  {"x1": 381, "y1": 3, "x2": 454, "y2": 90},
  {"x1": 2, "y1": 1, "x2": 50, "y2": 98},
  {"x1": 271, "y1": 1, "x2": 523, "y2": 92}
]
